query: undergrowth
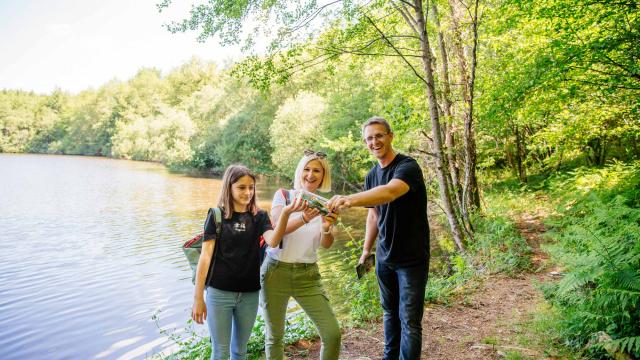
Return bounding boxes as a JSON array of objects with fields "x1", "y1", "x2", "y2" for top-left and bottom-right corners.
[
  {"x1": 540, "y1": 161, "x2": 640, "y2": 358},
  {"x1": 153, "y1": 312, "x2": 317, "y2": 360}
]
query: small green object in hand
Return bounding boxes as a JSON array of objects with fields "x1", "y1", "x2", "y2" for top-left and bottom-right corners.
[{"x1": 296, "y1": 190, "x2": 330, "y2": 215}]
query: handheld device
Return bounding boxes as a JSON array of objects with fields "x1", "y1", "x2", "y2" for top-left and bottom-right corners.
[{"x1": 356, "y1": 253, "x2": 375, "y2": 279}]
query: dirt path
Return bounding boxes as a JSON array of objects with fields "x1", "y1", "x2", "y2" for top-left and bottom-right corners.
[{"x1": 287, "y1": 207, "x2": 555, "y2": 359}]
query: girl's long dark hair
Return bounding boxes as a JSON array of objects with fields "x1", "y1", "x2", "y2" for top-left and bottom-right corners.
[{"x1": 218, "y1": 164, "x2": 258, "y2": 219}]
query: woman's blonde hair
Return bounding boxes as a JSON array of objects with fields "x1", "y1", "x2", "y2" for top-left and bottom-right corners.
[
  {"x1": 293, "y1": 153, "x2": 332, "y2": 192},
  {"x1": 218, "y1": 164, "x2": 258, "y2": 219}
]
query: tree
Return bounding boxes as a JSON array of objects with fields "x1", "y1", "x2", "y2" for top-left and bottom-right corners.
[
  {"x1": 476, "y1": 0, "x2": 640, "y2": 175},
  {"x1": 158, "y1": 0, "x2": 486, "y2": 250},
  {"x1": 271, "y1": 91, "x2": 327, "y2": 176},
  {"x1": 217, "y1": 95, "x2": 277, "y2": 173},
  {"x1": 111, "y1": 104, "x2": 196, "y2": 165}
]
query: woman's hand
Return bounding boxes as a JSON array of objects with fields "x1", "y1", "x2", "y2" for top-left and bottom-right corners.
[
  {"x1": 302, "y1": 207, "x2": 321, "y2": 223},
  {"x1": 322, "y1": 211, "x2": 338, "y2": 228},
  {"x1": 320, "y1": 211, "x2": 338, "y2": 248},
  {"x1": 283, "y1": 195, "x2": 307, "y2": 215},
  {"x1": 192, "y1": 297, "x2": 207, "y2": 324},
  {"x1": 266, "y1": 196, "x2": 308, "y2": 248}
]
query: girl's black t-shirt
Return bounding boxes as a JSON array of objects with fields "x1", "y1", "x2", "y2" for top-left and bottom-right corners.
[{"x1": 202, "y1": 209, "x2": 272, "y2": 292}]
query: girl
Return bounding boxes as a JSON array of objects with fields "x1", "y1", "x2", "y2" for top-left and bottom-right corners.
[
  {"x1": 261, "y1": 150, "x2": 341, "y2": 360},
  {"x1": 191, "y1": 164, "x2": 305, "y2": 360}
]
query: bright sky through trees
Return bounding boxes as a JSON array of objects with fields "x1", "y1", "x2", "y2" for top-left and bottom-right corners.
[{"x1": 0, "y1": 0, "x2": 243, "y2": 94}]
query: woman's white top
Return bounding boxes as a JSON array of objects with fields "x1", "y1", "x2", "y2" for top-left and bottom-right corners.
[{"x1": 267, "y1": 189, "x2": 321, "y2": 263}]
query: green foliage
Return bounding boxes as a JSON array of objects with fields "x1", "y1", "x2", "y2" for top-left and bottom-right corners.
[
  {"x1": 477, "y1": 0, "x2": 640, "y2": 175},
  {"x1": 152, "y1": 314, "x2": 211, "y2": 360},
  {"x1": 425, "y1": 253, "x2": 476, "y2": 304},
  {"x1": 270, "y1": 91, "x2": 326, "y2": 176},
  {"x1": 541, "y1": 162, "x2": 640, "y2": 358},
  {"x1": 165, "y1": 58, "x2": 219, "y2": 107},
  {"x1": 0, "y1": 90, "x2": 62, "y2": 153},
  {"x1": 111, "y1": 105, "x2": 196, "y2": 166},
  {"x1": 322, "y1": 131, "x2": 372, "y2": 190},
  {"x1": 217, "y1": 95, "x2": 276, "y2": 173},
  {"x1": 319, "y1": 223, "x2": 382, "y2": 326},
  {"x1": 519, "y1": 303, "x2": 586, "y2": 360},
  {"x1": 471, "y1": 214, "x2": 532, "y2": 275},
  {"x1": 154, "y1": 312, "x2": 317, "y2": 360},
  {"x1": 425, "y1": 185, "x2": 535, "y2": 303}
]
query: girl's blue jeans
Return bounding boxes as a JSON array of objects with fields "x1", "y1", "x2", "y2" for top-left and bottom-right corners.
[{"x1": 205, "y1": 287, "x2": 259, "y2": 360}]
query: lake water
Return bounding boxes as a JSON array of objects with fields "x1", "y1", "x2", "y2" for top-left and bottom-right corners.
[{"x1": 0, "y1": 154, "x2": 366, "y2": 360}]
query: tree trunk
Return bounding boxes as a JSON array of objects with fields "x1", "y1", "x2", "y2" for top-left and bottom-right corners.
[
  {"x1": 599, "y1": 137, "x2": 607, "y2": 166},
  {"x1": 430, "y1": 0, "x2": 463, "y2": 211},
  {"x1": 514, "y1": 125, "x2": 527, "y2": 183},
  {"x1": 413, "y1": 0, "x2": 465, "y2": 252},
  {"x1": 449, "y1": 0, "x2": 481, "y2": 213}
]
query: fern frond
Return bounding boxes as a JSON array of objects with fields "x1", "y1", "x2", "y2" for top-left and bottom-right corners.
[
  {"x1": 604, "y1": 336, "x2": 640, "y2": 357},
  {"x1": 611, "y1": 268, "x2": 640, "y2": 291}
]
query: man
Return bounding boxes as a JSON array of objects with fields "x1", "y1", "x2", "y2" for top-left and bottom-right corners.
[{"x1": 327, "y1": 116, "x2": 429, "y2": 359}]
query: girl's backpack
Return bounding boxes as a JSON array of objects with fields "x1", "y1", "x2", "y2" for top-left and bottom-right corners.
[{"x1": 182, "y1": 207, "x2": 222, "y2": 284}]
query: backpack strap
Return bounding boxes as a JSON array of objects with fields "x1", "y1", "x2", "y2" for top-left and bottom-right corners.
[
  {"x1": 276, "y1": 188, "x2": 291, "y2": 249},
  {"x1": 204, "y1": 207, "x2": 223, "y2": 284},
  {"x1": 280, "y1": 188, "x2": 290, "y2": 205},
  {"x1": 212, "y1": 207, "x2": 222, "y2": 237}
]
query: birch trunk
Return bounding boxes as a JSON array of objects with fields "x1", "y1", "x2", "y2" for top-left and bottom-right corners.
[
  {"x1": 430, "y1": 0, "x2": 463, "y2": 211},
  {"x1": 449, "y1": 0, "x2": 481, "y2": 212},
  {"x1": 413, "y1": 0, "x2": 465, "y2": 251}
]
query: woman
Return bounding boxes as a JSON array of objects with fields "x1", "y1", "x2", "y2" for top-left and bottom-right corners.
[
  {"x1": 261, "y1": 150, "x2": 341, "y2": 360},
  {"x1": 191, "y1": 164, "x2": 305, "y2": 360}
]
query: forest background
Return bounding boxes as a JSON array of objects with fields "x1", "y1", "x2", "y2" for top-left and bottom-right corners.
[{"x1": 1, "y1": 0, "x2": 639, "y2": 358}]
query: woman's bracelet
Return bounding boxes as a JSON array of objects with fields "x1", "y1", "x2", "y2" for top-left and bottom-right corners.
[{"x1": 301, "y1": 214, "x2": 308, "y2": 224}]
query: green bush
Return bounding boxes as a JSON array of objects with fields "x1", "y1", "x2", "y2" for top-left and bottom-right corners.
[
  {"x1": 425, "y1": 254, "x2": 476, "y2": 304},
  {"x1": 541, "y1": 162, "x2": 640, "y2": 358},
  {"x1": 471, "y1": 214, "x2": 533, "y2": 275}
]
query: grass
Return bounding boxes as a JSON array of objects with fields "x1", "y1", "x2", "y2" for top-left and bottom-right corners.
[
  {"x1": 152, "y1": 312, "x2": 318, "y2": 360},
  {"x1": 507, "y1": 302, "x2": 587, "y2": 360}
]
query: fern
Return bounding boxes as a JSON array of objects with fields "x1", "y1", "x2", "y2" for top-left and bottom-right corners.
[
  {"x1": 602, "y1": 336, "x2": 640, "y2": 356},
  {"x1": 542, "y1": 162, "x2": 640, "y2": 358}
]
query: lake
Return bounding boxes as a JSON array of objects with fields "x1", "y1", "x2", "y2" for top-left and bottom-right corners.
[{"x1": 0, "y1": 154, "x2": 367, "y2": 359}]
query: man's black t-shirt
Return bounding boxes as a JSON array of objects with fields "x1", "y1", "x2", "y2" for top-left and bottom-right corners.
[
  {"x1": 364, "y1": 154, "x2": 429, "y2": 268},
  {"x1": 202, "y1": 209, "x2": 272, "y2": 292}
]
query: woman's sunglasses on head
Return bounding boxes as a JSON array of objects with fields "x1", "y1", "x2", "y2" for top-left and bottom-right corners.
[{"x1": 304, "y1": 149, "x2": 327, "y2": 159}]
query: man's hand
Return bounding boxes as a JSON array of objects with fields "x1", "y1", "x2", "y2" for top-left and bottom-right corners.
[
  {"x1": 327, "y1": 195, "x2": 352, "y2": 212},
  {"x1": 358, "y1": 249, "x2": 372, "y2": 265}
]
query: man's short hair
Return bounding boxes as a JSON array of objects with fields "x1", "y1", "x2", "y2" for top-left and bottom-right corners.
[{"x1": 362, "y1": 116, "x2": 392, "y2": 136}]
